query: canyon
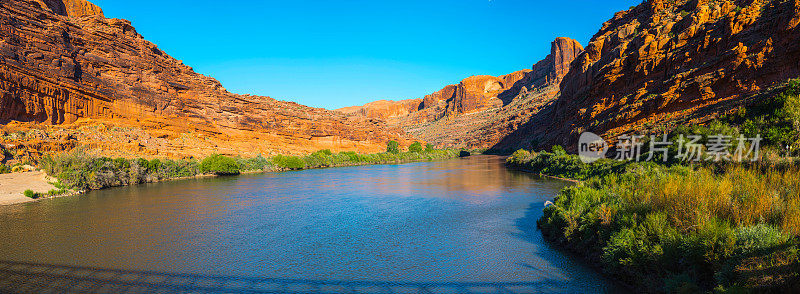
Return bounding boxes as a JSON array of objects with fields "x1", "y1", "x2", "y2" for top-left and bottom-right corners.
[
  {"x1": 2, "y1": 0, "x2": 800, "y2": 160},
  {"x1": 346, "y1": 0, "x2": 800, "y2": 152},
  {"x1": 494, "y1": 0, "x2": 800, "y2": 150},
  {"x1": 339, "y1": 37, "x2": 584, "y2": 149},
  {"x1": 0, "y1": 0, "x2": 410, "y2": 161}
]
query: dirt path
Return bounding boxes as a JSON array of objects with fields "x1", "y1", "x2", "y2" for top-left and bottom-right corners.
[{"x1": 0, "y1": 171, "x2": 57, "y2": 205}]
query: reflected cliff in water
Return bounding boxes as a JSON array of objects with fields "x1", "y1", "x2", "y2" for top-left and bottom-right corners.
[{"x1": 0, "y1": 156, "x2": 623, "y2": 293}]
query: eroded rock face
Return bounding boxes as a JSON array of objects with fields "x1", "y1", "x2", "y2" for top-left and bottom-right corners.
[
  {"x1": 339, "y1": 37, "x2": 583, "y2": 148},
  {"x1": 499, "y1": 0, "x2": 800, "y2": 150},
  {"x1": 0, "y1": 0, "x2": 408, "y2": 156},
  {"x1": 531, "y1": 37, "x2": 584, "y2": 87},
  {"x1": 35, "y1": 0, "x2": 104, "y2": 18}
]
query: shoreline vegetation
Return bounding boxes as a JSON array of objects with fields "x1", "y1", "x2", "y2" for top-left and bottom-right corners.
[
  {"x1": 31, "y1": 141, "x2": 466, "y2": 195},
  {"x1": 505, "y1": 82, "x2": 800, "y2": 293}
]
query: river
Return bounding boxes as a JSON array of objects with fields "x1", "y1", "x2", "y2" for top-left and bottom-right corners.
[{"x1": 0, "y1": 155, "x2": 622, "y2": 293}]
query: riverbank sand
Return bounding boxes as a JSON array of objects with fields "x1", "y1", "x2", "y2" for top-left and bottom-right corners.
[{"x1": 0, "y1": 171, "x2": 57, "y2": 205}]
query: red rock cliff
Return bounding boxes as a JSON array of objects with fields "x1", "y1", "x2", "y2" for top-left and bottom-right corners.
[
  {"x1": 340, "y1": 37, "x2": 584, "y2": 148},
  {"x1": 495, "y1": 0, "x2": 800, "y2": 150},
  {"x1": 0, "y1": 0, "x2": 408, "y2": 156}
]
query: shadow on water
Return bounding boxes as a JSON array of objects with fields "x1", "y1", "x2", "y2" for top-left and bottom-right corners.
[
  {"x1": 512, "y1": 202, "x2": 631, "y2": 294},
  {"x1": 0, "y1": 260, "x2": 572, "y2": 294}
]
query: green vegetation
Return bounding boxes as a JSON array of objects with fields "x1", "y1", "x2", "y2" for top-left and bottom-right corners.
[
  {"x1": 23, "y1": 189, "x2": 37, "y2": 199},
  {"x1": 425, "y1": 143, "x2": 435, "y2": 152},
  {"x1": 0, "y1": 163, "x2": 10, "y2": 174},
  {"x1": 386, "y1": 140, "x2": 400, "y2": 154},
  {"x1": 509, "y1": 150, "x2": 800, "y2": 292},
  {"x1": 41, "y1": 150, "x2": 203, "y2": 190},
  {"x1": 200, "y1": 154, "x2": 241, "y2": 175},
  {"x1": 506, "y1": 82, "x2": 800, "y2": 292},
  {"x1": 40, "y1": 146, "x2": 461, "y2": 190},
  {"x1": 271, "y1": 148, "x2": 461, "y2": 170},
  {"x1": 409, "y1": 142, "x2": 424, "y2": 153},
  {"x1": 725, "y1": 80, "x2": 800, "y2": 155}
]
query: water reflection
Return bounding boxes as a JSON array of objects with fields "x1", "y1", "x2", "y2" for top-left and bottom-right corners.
[{"x1": 0, "y1": 155, "x2": 621, "y2": 293}]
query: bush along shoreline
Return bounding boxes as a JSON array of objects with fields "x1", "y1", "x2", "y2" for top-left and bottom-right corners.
[
  {"x1": 506, "y1": 82, "x2": 800, "y2": 293},
  {"x1": 39, "y1": 142, "x2": 464, "y2": 192},
  {"x1": 508, "y1": 149, "x2": 800, "y2": 293}
]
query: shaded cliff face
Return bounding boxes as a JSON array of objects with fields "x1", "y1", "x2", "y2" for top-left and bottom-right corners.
[
  {"x1": 340, "y1": 37, "x2": 584, "y2": 148},
  {"x1": 0, "y1": 0, "x2": 408, "y2": 157},
  {"x1": 497, "y1": 0, "x2": 800, "y2": 150}
]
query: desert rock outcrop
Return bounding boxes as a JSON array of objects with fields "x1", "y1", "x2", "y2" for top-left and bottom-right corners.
[
  {"x1": 496, "y1": 0, "x2": 800, "y2": 150},
  {"x1": 0, "y1": 0, "x2": 409, "y2": 158},
  {"x1": 340, "y1": 37, "x2": 584, "y2": 148}
]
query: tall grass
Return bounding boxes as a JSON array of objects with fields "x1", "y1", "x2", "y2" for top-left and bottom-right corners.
[{"x1": 520, "y1": 150, "x2": 800, "y2": 292}]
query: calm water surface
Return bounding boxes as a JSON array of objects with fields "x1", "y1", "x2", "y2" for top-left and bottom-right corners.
[{"x1": 0, "y1": 156, "x2": 621, "y2": 293}]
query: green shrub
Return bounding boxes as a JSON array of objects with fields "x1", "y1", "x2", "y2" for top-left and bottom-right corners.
[
  {"x1": 408, "y1": 142, "x2": 423, "y2": 153},
  {"x1": 0, "y1": 164, "x2": 10, "y2": 174},
  {"x1": 536, "y1": 158, "x2": 800, "y2": 292},
  {"x1": 551, "y1": 145, "x2": 567, "y2": 156},
  {"x1": 236, "y1": 155, "x2": 271, "y2": 171},
  {"x1": 425, "y1": 143, "x2": 435, "y2": 152},
  {"x1": 200, "y1": 154, "x2": 241, "y2": 175},
  {"x1": 23, "y1": 189, "x2": 38, "y2": 199},
  {"x1": 272, "y1": 155, "x2": 306, "y2": 170},
  {"x1": 735, "y1": 224, "x2": 789, "y2": 255},
  {"x1": 386, "y1": 140, "x2": 400, "y2": 154}
]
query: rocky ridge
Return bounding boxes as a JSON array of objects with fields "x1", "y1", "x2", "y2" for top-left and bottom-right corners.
[
  {"x1": 0, "y1": 0, "x2": 409, "y2": 159},
  {"x1": 340, "y1": 37, "x2": 584, "y2": 148},
  {"x1": 495, "y1": 0, "x2": 800, "y2": 150}
]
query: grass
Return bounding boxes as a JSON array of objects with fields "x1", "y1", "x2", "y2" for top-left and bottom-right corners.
[
  {"x1": 510, "y1": 150, "x2": 800, "y2": 292},
  {"x1": 505, "y1": 82, "x2": 800, "y2": 292}
]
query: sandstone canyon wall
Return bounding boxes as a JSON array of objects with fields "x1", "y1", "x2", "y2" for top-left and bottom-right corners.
[
  {"x1": 494, "y1": 0, "x2": 800, "y2": 150},
  {"x1": 340, "y1": 37, "x2": 584, "y2": 149},
  {"x1": 0, "y1": 0, "x2": 409, "y2": 158}
]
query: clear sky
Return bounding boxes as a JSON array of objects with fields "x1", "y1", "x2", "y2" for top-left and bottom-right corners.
[{"x1": 92, "y1": 0, "x2": 640, "y2": 109}]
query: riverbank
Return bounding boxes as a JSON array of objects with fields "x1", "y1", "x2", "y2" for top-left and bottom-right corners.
[
  {"x1": 2, "y1": 148, "x2": 466, "y2": 205},
  {"x1": 0, "y1": 171, "x2": 59, "y2": 205},
  {"x1": 506, "y1": 148, "x2": 800, "y2": 293}
]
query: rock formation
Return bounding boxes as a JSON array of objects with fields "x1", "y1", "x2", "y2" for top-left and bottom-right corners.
[
  {"x1": 0, "y1": 0, "x2": 409, "y2": 158},
  {"x1": 495, "y1": 0, "x2": 800, "y2": 150},
  {"x1": 340, "y1": 37, "x2": 584, "y2": 148},
  {"x1": 531, "y1": 37, "x2": 584, "y2": 87}
]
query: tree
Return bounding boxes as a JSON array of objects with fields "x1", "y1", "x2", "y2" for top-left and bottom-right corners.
[
  {"x1": 425, "y1": 143, "x2": 435, "y2": 152},
  {"x1": 386, "y1": 140, "x2": 400, "y2": 154},
  {"x1": 409, "y1": 142, "x2": 423, "y2": 153}
]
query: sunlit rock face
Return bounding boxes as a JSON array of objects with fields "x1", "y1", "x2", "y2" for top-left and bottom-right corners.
[
  {"x1": 340, "y1": 37, "x2": 584, "y2": 148},
  {"x1": 499, "y1": 0, "x2": 800, "y2": 150},
  {"x1": 0, "y1": 0, "x2": 410, "y2": 157}
]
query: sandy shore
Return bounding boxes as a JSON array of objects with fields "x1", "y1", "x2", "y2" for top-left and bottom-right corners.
[{"x1": 0, "y1": 171, "x2": 58, "y2": 205}]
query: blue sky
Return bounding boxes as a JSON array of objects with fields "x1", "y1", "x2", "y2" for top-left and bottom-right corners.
[{"x1": 92, "y1": 0, "x2": 641, "y2": 109}]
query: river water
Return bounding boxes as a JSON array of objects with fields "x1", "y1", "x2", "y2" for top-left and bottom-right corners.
[{"x1": 0, "y1": 155, "x2": 621, "y2": 293}]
